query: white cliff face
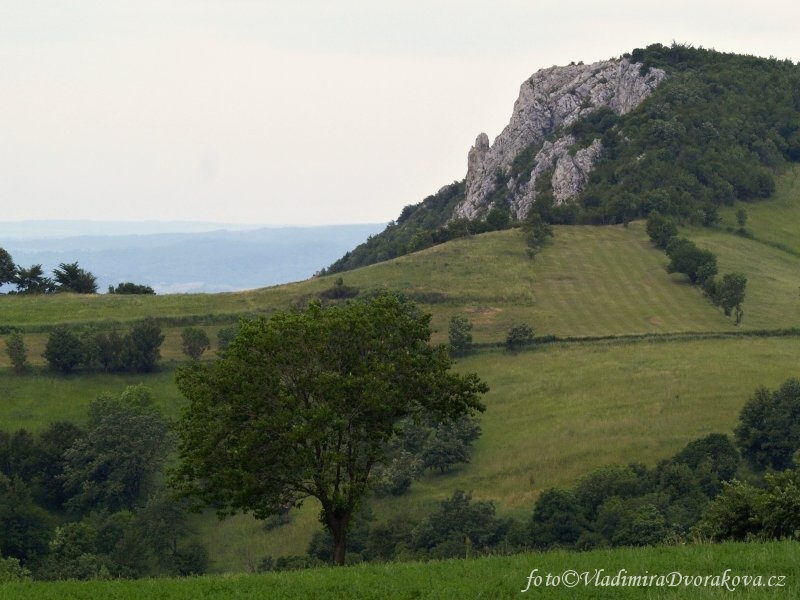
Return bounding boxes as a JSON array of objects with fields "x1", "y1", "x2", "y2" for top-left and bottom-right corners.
[{"x1": 454, "y1": 58, "x2": 666, "y2": 220}]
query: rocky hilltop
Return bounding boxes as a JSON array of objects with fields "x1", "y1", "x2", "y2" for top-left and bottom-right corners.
[
  {"x1": 456, "y1": 58, "x2": 666, "y2": 220},
  {"x1": 325, "y1": 44, "x2": 800, "y2": 275}
]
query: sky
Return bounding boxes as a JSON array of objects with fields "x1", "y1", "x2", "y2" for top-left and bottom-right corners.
[{"x1": 1, "y1": 1, "x2": 798, "y2": 226}]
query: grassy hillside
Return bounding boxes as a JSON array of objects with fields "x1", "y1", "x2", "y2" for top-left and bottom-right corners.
[
  {"x1": 6, "y1": 334, "x2": 796, "y2": 571},
  {"x1": 718, "y1": 163, "x2": 800, "y2": 256},
  {"x1": 0, "y1": 167, "x2": 798, "y2": 573},
  {"x1": 0, "y1": 219, "x2": 777, "y2": 360},
  {"x1": 4, "y1": 541, "x2": 799, "y2": 599},
  {"x1": 3, "y1": 171, "x2": 798, "y2": 349},
  {"x1": 194, "y1": 335, "x2": 800, "y2": 571},
  {"x1": 0, "y1": 370, "x2": 182, "y2": 432}
]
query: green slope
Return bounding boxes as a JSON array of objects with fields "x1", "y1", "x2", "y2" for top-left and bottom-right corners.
[
  {"x1": 176, "y1": 335, "x2": 800, "y2": 572},
  {"x1": 1, "y1": 167, "x2": 799, "y2": 572},
  {"x1": 0, "y1": 221, "x2": 751, "y2": 351},
  {"x1": 720, "y1": 164, "x2": 800, "y2": 256},
  {"x1": 3, "y1": 160, "x2": 798, "y2": 344},
  {"x1": 683, "y1": 164, "x2": 800, "y2": 330}
]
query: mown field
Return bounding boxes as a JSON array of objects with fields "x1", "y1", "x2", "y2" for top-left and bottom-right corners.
[{"x1": 3, "y1": 541, "x2": 798, "y2": 599}]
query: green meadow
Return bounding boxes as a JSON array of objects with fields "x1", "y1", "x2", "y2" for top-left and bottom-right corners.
[
  {"x1": 194, "y1": 335, "x2": 800, "y2": 572},
  {"x1": 4, "y1": 334, "x2": 797, "y2": 571}
]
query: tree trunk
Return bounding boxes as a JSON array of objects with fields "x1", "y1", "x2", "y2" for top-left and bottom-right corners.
[{"x1": 327, "y1": 510, "x2": 350, "y2": 566}]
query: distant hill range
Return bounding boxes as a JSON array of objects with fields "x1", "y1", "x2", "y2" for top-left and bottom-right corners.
[
  {"x1": 325, "y1": 43, "x2": 800, "y2": 273},
  {"x1": 0, "y1": 221, "x2": 384, "y2": 293}
]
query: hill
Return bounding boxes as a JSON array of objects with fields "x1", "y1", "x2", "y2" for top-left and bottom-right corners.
[{"x1": 324, "y1": 43, "x2": 800, "y2": 273}]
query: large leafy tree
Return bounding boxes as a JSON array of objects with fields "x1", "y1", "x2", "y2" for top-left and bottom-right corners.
[{"x1": 171, "y1": 293, "x2": 488, "y2": 565}]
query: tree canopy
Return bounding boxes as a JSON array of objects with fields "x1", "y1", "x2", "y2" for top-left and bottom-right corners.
[
  {"x1": 62, "y1": 385, "x2": 171, "y2": 514},
  {"x1": 171, "y1": 294, "x2": 488, "y2": 565},
  {"x1": 735, "y1": 378, "x2": 800, "y2": 471},
  {"x1": 13, "y1": 264, "x2": 54, "y2": 294},
  {"x1": 0, "y1": 248, "x2": 15, "y2": 286},
  {"x1": 53, "y1": 262, "x2": 98, "y2": 294}
]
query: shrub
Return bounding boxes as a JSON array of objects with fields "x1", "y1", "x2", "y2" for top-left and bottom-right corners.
[
  {"x1": 665, "y1": 237, "x2": 717, "y2": 284},
  {"x1": 448, "y1": 315, "x2": 473, "y2": 357},
  {"x1": 318, "y1": 277, "x2": 359, "y2": 300},
  {"x1": 181, "y1": 327, "x2": 210, "y2": 361},
  {"x1": 5, "y1": 332, "x2": 29, "y2": 374},
  {"x1": 95, "y1": 331, "x2": 125, "y2": 372},
  {"x1": 692, "y1": 480, "x2": 762, "y2": 542},
  {"x1": 506, "y1": 323, "x2": 535, "y2": 351},
  {"x1": 216, "y1": 326, "x2": 238, "y2": 353},
  {"x1": 410, "y1": 490, "x2": 507, "y2": 555},
  {"x1": 0, "y1": 554, "x2": 31, "y2": 582},
  {"x1": 109, "y1": 282, "x2": 156, "y2": 295},
  {"x1": 43, "y1": 327, "x2": 83, "y2": 374},
  {"x1": 371, "y1": 451, "x2": 423, "y2": 497},
  {"x1": 530, "y1": 488, "x2": 589, "y2": 549},
  {"x1": 120, "y1": 318, "x2": 165, "y2": 373},
  {"x1": 645, "y1": 212, "x2": 678, "y2": 249}
]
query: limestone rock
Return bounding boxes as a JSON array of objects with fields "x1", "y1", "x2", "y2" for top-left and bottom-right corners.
[{"x1": 453, "y1": 58, "x2": 666, "y2": 220}]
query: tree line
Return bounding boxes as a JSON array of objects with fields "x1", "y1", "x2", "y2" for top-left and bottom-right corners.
[
  {"x1": 5, "y1": 375, "x2": 798, "y2": 577},
  {"x1": 5, "y1": 323, "x2": 221, "y2": 375},
  {"x1": 0, "y1": 386, "x2": 207, "y2": 580},
  {"x1": 646, "y1": 212, "x2": 747, "y2": 323},
  {"x1": 5, "y1": 319, "x2": 165, "y2": 375},
  {"x1": 0, "y1": 247, "x2": 154, "y2": 295}
]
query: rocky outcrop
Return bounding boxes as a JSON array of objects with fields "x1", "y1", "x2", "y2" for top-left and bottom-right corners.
[{"x1": 454, "y1": 58, "x2": 666, "y2": 220}]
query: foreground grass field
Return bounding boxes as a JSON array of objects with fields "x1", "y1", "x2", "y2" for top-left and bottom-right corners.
[{"x1": 3, "y1": 541, "x2": 798, "y2": 599}]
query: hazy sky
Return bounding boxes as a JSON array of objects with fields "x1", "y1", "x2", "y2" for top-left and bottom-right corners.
[{"x1": 2, "y1": 1, "x2": 798, "y2": 225}]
